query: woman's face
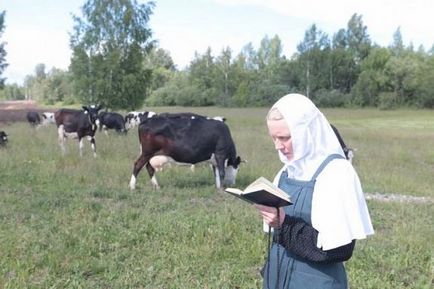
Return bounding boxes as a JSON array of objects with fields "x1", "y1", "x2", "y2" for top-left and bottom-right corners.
[{"x1": 267, "y1": 119, "x2": 294, "y2": 161}]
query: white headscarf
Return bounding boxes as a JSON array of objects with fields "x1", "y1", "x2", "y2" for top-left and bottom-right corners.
[
  {"x1": 271, "y1": 93, "x2": 345, "y2": 180},
  {"x1": 271, "y1": 93, "x2": 374, "y2": 250}
]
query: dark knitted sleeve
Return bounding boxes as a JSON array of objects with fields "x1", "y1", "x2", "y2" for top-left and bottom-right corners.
[{"x1": 275, "y1": 215, "x2": 356, "y2": 263}]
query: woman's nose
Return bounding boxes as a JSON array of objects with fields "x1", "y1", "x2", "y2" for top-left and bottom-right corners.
[{"x1": 274, "y1": 139, "x2": 283, "y2": 150}]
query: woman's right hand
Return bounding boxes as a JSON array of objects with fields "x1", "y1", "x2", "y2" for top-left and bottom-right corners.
[{"x1": 254, "y1": 204, "x2": 285, "y2": 228}]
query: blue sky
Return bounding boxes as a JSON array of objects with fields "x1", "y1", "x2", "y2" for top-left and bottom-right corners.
[{"x1": 2, "y1": 0, "x2": 433, "y2": 85}]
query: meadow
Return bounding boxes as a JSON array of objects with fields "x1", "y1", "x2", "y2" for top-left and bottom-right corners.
[{"x1": 0, "y1": 107, "x2": 433, "y2": 289}]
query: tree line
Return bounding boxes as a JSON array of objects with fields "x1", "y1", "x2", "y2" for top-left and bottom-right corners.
[{"x1": 1, "y1": 1, "x2": 433, "y2": 109}]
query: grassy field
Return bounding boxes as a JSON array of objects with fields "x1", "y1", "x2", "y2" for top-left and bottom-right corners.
[{"x1": 0, "y1": 107, "x2": 433, "y2": 288}]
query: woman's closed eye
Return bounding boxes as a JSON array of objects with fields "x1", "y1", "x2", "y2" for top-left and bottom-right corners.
[{"x1": 274, "y1": 136, "x2": 291, "y2": 143}]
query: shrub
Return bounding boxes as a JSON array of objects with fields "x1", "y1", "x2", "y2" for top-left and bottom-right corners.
[
  {"x1": 314, "y1": 89, "x2": 347, "y2": 107},
  {"x1": 378, "y1": 92, "x2": 398, "y2": 110}
]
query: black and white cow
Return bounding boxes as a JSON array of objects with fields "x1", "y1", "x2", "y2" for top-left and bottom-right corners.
[
  {"x1": 331, "y1": 124, "x2": 355, "y2": 163},
  {"x1": 125, "y1": 111, "x2": 157, "y2": 130},
  {"x1": 98, "y1": 111, "x2": 127, "y2": 135},
  {"x1": 129, "y1": 115, "x2": 242, "y2": 190},
  {"x1": 54, "y1": 105, "x2": 103, "y2": 157},
  {"x1": 26, "y1": 111, "x2": 41, "y2": 127},
  {"x1": 0, "y1": 131, "x2": 8, "y2": 147},
  {"x1": 152, "y1": 112, "x2": 227, "y2": 172},
  {"x1": 158, "y1": 112, "x2": 226, "y2": 122}
]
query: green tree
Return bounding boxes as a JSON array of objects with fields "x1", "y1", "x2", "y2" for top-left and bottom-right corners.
[
  {"x1": 45, "y1": 68, "x2": 74, "y2": 104},
  {"x1": 0, "y1": 10, "x2": 8, "y2": 88},
  {"x1": 214, "y1": 47, "x2": 234, "y2": 106},
  {"x1": 344, "y1": 14, "x2": 371, "y2": 93},
  {"x1": 0, "y1": 83, "x2": 24, "y2": 100},
  {"x1": 346, "y1": 14, "x2": 371, "y2": 64},
  {"x1": 389, "y1": 27, "x2": 405, "y2": 56},
  {"x1": 70, "y1": 0, "x2": 155, "y2": 109},
  {"x1": 415, "y1": 54, "x2": 434, "y2": 108},
  {"x1": 351, "y1": 47, "x2": 391, "y2": 106},
  {"x1": 384, "y1": 54, "x2": 419, "y2": 106},
  {"x1": 23, "y1": 64, "x2": 49, "y2": 101},
  {"x1": 329, "y1": 29, "x2": 353, "y2": 93},
  {"x1": 231, "y1": 45, "x2": 257, "y2": 106},
  {"x1": 296, "y1": 24, "x2": 330, "y2": 98},
  {"x1": 257, "y1": 35, "x2": 284, "y2": 81},
  {"x1": 35, "y1": 63, "x2": 46, "y2": 81},
  {"x1": 254, "y1": 35, "x2": 290, "y2": 105},
  {"x1": 188, "y1": 47, "x2": 217, "y2": 105},
  {"x1": 321, "y1": 14, "x2": 372, "y2": 97},
  {"x1": 230, "y1": 47, "x2": 253, "y2": 106},
  {"x1": 143, "y1": 47, "x2": 175, "y2": 92},
  {"x1": 239, "y1": 42, "x2": 258, "y2": 70}
]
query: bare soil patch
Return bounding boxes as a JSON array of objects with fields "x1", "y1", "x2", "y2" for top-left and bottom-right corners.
[{"x1": 0, "y1": 100, "x2": 56, "y2": 124}]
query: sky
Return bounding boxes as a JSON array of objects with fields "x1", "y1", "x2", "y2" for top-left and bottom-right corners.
[{"x1": 2, "y1": 0, "x2": 433, "y2": 85}]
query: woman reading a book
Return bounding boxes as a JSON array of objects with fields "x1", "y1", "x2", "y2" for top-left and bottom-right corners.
[{"x1": 255, "y1": 93, "x2": 374, "y2": 289}]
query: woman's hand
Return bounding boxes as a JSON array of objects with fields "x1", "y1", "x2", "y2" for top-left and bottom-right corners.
[{"x1": 254, "y1": 204, "x2": 285, "y2": 228}]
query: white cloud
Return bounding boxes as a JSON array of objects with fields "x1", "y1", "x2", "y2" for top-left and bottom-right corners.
[
  {"x1": 3, "y1": 0, "x2": 433, "y2": 85},
  {"x1": 214, "y1": 0, "x2": 434, "y2": 48},
  {"x1": 4, "y1": 25, "x2": 71, "y2": 84}
]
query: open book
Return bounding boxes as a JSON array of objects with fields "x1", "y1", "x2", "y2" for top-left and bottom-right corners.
[{"x1": 225, "y1": 177, "x2": 291, "y2": 207}]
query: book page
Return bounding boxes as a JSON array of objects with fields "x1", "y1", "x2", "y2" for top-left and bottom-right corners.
[
  {"x1": 246, "y1": 176, "x2": 270, "y2": 190},
  {"x1": 245, "y1": 177, "x2": 289, "y2": 201},
  {"x1": 225, "y1": 187, "x2": 244, "y2": 195}
]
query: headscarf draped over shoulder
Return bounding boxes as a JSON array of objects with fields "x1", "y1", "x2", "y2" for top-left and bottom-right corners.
[{"x1": 270, "y1": 93, "x2": 374, "y2": 250}]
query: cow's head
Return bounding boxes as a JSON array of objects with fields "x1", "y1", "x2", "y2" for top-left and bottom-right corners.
[
  {"x1": 138, "y1": 111, "x2": 157, "y2": 124},
  {"x1": 41, "y1": 112, "x2": 55, "y2": 125},
  {"x1": 83, "y1": 104, "x2": 103, "y2": 129},
  {"x1": 223, "y1": 156, "x2": 242, "y2": 186}
]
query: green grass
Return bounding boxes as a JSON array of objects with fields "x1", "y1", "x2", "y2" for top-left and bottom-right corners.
[{"x1": 0, "y1": 108, "x2": 433, "y2": 288}]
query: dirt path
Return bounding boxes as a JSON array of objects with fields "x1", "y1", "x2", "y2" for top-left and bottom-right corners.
[
  {"x1": 365, "y1": 192, "x2": 433, "y2": 204},
  {"x1": 0, "y1": 100, "x2": 38, "y2": 110},
  {"x1": 0, "y1": 100, "x2": 55, "y2": 123}
]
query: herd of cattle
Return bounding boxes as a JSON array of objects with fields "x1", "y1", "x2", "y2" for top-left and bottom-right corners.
[{"x1": 0, "y1": 106, "x2": 354, "y2": 190}]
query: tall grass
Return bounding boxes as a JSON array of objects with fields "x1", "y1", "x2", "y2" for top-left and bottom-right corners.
[{"x1": 0, "y1": 108, "x2": 432, "y2": 288}]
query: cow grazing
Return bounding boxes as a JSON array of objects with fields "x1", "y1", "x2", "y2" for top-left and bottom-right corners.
[
  {"x1": 0, "y1": 131, "x2": 8, "y2": 147},
  {"x1": 125, "y1": 111, "x2": 157, "y2": 130},
  {"x1": 152, "y1": 112, "x2": 227, "y2": 172},
  {"x1": 129, "y1": 115, "x2": 242, "y2": 190},
  {"x1": 98, "y1": 111, "x2": 127, "y2": 135},
  {"x1": 331, "y1": 124, "x2": 355, "y2": 163},
  {"x1": 26, "y1": 111, "x2": 41, "y2": 127},
  {"x1": 41, "y1": 112, "x2": 56, "y2": 126},
  {"x1": 54, "y1": 105, "x2": 103, "y2": 157}
]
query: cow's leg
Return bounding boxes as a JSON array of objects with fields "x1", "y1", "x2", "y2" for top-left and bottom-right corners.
[
  {"x1": 88, "y1": 136, "x2": 97, "y2": 158},
  {"x1": 208, "y1": 153, "x2": 220, "y2": 187},
  {"x1": 57, "y1": 125, "x2": 66, "y2": 155},
  {"x1": 78, "y1": 137, "x2": 84, "y2": 157},
  {"x1": 212, "y1": 165, "x2": 221, "y2": 189},
  {"x1": 146, "y1": 162, "x2": 159, "y2": 189},
  {"x1": 129, "y1": 153, "x2": 149, "y2": 190},
  {"x1": 214, "y1": 156, "x2": 226, "y2": 189}
]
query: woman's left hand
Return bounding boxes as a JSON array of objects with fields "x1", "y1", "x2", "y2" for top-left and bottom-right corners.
[{"x1": 254, "y1": 204, "x2": 285, "y2": 228}]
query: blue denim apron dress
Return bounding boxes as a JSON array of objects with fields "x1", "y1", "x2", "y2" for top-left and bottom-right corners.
[{"x1": 263, "y1": 154, "x2": 348, "y2": 289}]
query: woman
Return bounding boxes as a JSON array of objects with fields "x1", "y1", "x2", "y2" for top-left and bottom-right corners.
[{"x1": 256, "y1": 93, "x2": 374, "y2": 289}]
